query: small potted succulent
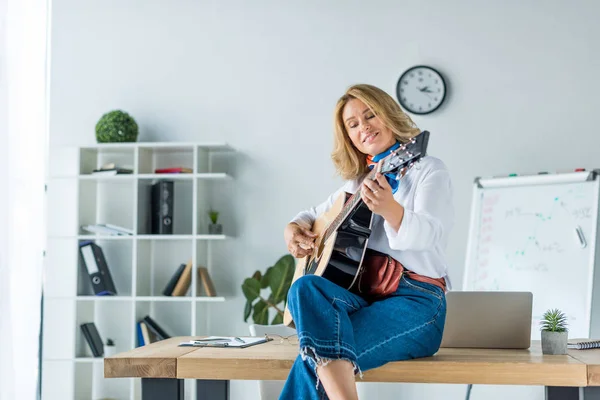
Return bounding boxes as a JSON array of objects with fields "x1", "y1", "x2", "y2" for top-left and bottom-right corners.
[
  {"x1": 540, "y1": 308, "x2": 568, "y2": 355},
  {"x1": 104, "y1": 338, "x2": 116, "y2": 357},
  {"x1": 208, "y1": 210, "x2": 222, "y2": 235}
]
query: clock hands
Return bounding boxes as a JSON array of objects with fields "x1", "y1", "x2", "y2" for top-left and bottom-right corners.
[{"x1": 417, "y1": 86, "x2": 434, "y2": 100}]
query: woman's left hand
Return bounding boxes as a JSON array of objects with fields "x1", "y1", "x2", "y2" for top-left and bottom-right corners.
[{"x1": 361, "y1": 173, "x2": 398, "y2": 218}]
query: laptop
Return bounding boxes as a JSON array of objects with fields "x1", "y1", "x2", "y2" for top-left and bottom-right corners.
[{"x1": 440, "y1": 291, "x2": 533, "y2": 349}]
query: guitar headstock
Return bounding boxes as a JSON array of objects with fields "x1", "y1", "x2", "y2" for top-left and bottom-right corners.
[{"x1": 378, "y1": 130, "x2": 430, "y2": 177}]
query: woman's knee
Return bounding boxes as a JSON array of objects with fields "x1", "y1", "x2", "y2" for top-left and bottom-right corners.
[{"x1": 288, "y1": 275, "x2": 327, "y2": 306}]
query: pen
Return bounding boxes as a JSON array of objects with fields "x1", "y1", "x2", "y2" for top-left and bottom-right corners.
[
  {"x1": 234, "y1": 337, "x2": 245, "y2": 344},
  {"x1": 576, "y1": 225, "x2": 587, "y2": 248},
  {"x1": 203, "y1": 342, "x2": 229, "y2": 347}
]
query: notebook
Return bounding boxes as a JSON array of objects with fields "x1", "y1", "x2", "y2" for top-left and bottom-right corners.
[
  {"x1": 568, "y1": 339, "x2": 600, "y2": 350},
  {"x1": 179, "y1": 336, "x2": 270, "y2": 348}
]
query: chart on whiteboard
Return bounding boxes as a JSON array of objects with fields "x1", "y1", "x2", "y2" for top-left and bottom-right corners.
[{"x1": 465, "y1": 181, "x2": 597, "y2": 339}]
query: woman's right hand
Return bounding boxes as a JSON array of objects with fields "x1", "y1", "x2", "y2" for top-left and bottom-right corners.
[{"x1": 284, "y1": 222, "x2": 318, "y2": 258}]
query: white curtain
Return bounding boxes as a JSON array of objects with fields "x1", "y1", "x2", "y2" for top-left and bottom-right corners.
[{"x1": 0, "y1": 0, "x2": 48, "y2": 398}]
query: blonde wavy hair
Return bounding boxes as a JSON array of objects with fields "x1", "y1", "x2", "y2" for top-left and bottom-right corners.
[{"x1": 331, "y1": 84, "x2": 421, "y2": 180}]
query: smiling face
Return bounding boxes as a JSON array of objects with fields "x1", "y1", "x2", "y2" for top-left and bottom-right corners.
[{"x1": 342, "y1": 98, "x2": 396, "y2": 156}]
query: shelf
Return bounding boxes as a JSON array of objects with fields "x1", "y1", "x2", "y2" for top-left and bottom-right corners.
[
  {"x1": 138, "y1": 173, "x2": 195, "y2": 180},
  {"x1": 196, "y1": 173, "x2": 232, "y2": 180},
  {"x1": 75, "y1": 296, "x2": 133, "y2": 301},
  {"x1": 43, "y1": 358, "x2": 104, "y2": 363},
  {"x1": 52, "y1": 172, "x2": 232, "y2": 180},
  {"x1": 49, "y1": 296, "x2": 225, "y2": 302},
  {"x1": 138, "y1": 173, "x2": 231, "y2": 180},
  {"x1": 135, "y1": 296, "x2": 226, "y2": 302},
  {"x1": 79, "y1": 142, "x2": 233, "y2": 151},
  {"x1": 196, "y1": 234, "x2": 227, "y2": 240},
  {"x1": 49, "y1": 234, "x2": 227, "y2": 240},
  {"x1": 76, "y1": 235, "x2": 134, "y2": 240},
  {"x1": 74, "y1": 358, "x2": 104, "y2": 363},
  {"x1": 78, "y1": 174, "x2": 134, "y2": 181},
  {"x1": 43, "y1": 141, "x2": 234, "y2": 400},
  {"x1": 194, "y1": 296, "x2": 225, "y2": 302},
  {"x1": 136, "y1": 234, "x2": 195, "y2": 240}
]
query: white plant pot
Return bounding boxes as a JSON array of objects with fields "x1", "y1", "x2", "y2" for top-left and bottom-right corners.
[
  {"x1": 541, "y1": 331, "x2": 568, "y2": 355},
  {"x1": 104, "y1": 345, "x2": 116, "y2": 357}
]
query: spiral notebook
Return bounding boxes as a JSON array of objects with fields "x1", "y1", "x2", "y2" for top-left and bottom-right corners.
[{"x1": 568, "y1": 339, "x2": 600, "y2": 350}]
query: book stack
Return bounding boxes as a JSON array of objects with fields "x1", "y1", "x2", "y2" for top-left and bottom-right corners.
[
  {"x1": 92, "y1": 162, "x2": 133, "y2": 176},
  {"x1": 163, "y1": 261, "x2": 218, "y2": 297},
  {"x1": 155, "y1": 167, "x2": 193, "y2": 174},
  {"x1": 137, "y1": 315, "x2": 170, "y2": 347},
  {"x1": 81, "y1": 223, "x2": 134, "y2": 236}
]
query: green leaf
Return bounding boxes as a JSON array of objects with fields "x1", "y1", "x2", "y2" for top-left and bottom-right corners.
[
  {"x1": 252, "y1": 270, "x2": 262, "y2": 282},
  {"x1": 253, "y1": 300, "x2": 269, "y2": 325},
  {"x1": 241, "y1": 278, "x2": 261, "y2": 302},
  {"x1": 270, "y1": 255, "x2": 295, "y2": 304},
  {"x1": 540, "y1": 308, "x2": 568, "y2": 332},
  {"x1": 271, "y1": 313, "x2": 283, "y2": 325},
  {"x1": 244, "y1": 300, "x2": 252, "y2": 322},
  {"x1": 260, "y1": 267, "x2": 272, "y2": 289}
]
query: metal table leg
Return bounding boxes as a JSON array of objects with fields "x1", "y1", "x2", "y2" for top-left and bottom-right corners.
[
  {"x1": 142, "y1": 378, "x2": 184, "y2": 400},
  {"x1": 197, "y1": 379, "x2": 229, "y2": 400},
  {"x1": 546, "y1": 386, "x2": 600, "y2": 400}
]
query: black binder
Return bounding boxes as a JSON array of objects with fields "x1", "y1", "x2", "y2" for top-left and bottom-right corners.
[
  {"x1": 163, "y1": 263, "x2": 186, "y2": 296},
  {"x1": 79, "y1": 241, "x2": 118, "y2": 296},
  {"x1": 80, "y1": 322, "x2": 104, "y2": 357},
  {"x1": 151, "y1": 181, "x2": 174, "y2": 234},
  {"x1": 143, "y1": 315, "x2": 171, "y2": 340}
]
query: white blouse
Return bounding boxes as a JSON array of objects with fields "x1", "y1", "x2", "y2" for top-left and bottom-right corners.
[{"x1": 290, "y1": 156, "x2": 455, "y2": 288}]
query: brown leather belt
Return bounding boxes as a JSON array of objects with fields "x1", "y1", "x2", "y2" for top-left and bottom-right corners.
[{"x1": 404, "y1": 270, "x2": 447, "y2": 294}]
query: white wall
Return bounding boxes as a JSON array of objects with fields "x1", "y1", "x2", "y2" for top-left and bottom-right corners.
[{"x1": 49, "y1": 0, "x2": 600, "y2": 399}]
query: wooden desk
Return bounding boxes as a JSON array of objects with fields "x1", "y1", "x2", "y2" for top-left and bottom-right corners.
[{"x1": 105, "y1": 337, "x2": 600, "y2": 400}]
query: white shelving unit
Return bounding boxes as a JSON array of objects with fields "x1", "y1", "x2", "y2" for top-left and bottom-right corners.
[{"x1": 42, "y1": 142, "x2": 234, "y2": 400}]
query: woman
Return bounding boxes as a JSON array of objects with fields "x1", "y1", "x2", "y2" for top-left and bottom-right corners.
[{"x1": 280, "y1": 84, "x2": 454, "y2": 400}]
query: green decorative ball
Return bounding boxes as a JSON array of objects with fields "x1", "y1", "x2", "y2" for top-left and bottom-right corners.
[{"x1": 95, "y1": 110, "x2": 139, "y2": 143}]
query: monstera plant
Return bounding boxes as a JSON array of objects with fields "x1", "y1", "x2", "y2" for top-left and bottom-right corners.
[{"x1": 242, "y1": 254, "x2": 295, "y2": 325}]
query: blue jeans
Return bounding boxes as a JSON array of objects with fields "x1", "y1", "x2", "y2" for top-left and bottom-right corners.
[{"x1": 279, "y1": 274, "x2": 446, "y2": 400}]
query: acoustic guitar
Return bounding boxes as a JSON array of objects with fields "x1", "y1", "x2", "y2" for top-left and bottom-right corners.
[{"x1": 283, "y1": 130, "x2": 430, "y2": 327}]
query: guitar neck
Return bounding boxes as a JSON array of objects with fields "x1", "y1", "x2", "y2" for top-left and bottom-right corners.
[
  {"x1": 319, "y1": 131, "x2": 429, "y2": 242},
  {"x1": 323, "y1": 168, "x2": 377, "y2": 240}
]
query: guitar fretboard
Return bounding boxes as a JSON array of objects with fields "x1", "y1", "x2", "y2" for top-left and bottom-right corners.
[
  {"x1": 322, "y1": 168, "x2": 378, "y2": 242},
  {"x1": 317, "y1": 132, "x2": 427, "y2": 246}
]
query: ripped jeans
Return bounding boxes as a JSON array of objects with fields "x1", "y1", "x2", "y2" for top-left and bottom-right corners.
[{"x1": 279, "y1": 274, "x2": 446, "y2": 400}]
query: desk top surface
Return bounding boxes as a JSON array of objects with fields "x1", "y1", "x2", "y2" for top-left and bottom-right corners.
[{"x1": 104, "y1": 337, "x2": 600, "y2": 387}]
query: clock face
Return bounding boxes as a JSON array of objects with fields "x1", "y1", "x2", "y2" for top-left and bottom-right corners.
[{"x1": 396, "y1": 66, "x2": 446, "y2": 115}]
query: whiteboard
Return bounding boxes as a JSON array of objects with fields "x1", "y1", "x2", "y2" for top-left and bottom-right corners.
[{"x1": 463, "y1": 171, "x2": 600, "y2": 340}]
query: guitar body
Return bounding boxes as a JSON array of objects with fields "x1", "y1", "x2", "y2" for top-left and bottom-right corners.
[{"x1": 283, "y1": 191, "x2": 374, "y2": 327}]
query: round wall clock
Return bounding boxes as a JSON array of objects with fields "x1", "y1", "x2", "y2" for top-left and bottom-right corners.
[{"x1": 396, "y1": 66, "x2": 447, "y2": 115}]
